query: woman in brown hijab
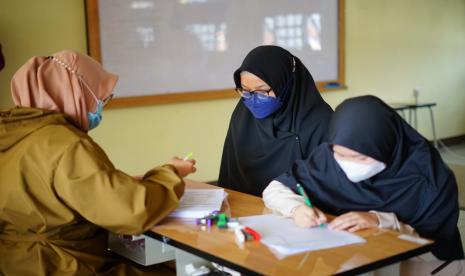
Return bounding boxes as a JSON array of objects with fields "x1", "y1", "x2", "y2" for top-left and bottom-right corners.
[{"x1": 0, "y1": 50, "x2": 196, "y2": 275}]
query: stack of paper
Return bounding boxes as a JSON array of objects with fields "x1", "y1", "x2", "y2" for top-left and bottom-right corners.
[
  {"x1": 169, "y1": 189, "x2": 225, "y2": 218},
  {"x1": 239, "y1": 214, "x2": 365, "y2": 258}
]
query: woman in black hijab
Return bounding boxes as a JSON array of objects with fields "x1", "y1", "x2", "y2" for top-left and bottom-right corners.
[
  {"x1": 218, "y1": 46, "x2": 333, "y2": 196},
  {"x1": 264, "y1": 95, "x2": 463, "y2": 273}
]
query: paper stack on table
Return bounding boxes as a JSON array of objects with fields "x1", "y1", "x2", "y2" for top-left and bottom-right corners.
[
  {"x1": 239, "y1": 214, "x2": 365, "y2": 258},
  {"x1": 169, "y1": 188, "x2": 226, "y2": 218}
]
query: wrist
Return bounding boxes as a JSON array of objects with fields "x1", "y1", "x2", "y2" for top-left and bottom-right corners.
[
  {"x1": 368, "y1": 211, "x2": 380, "y2": 227},
  {"x1": 163, "y1": 164, "x2": 184, "y2": 178}
]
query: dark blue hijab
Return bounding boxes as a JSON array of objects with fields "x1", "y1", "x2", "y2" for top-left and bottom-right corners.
[
  {"x1": 276, "y1": 95, "x2": 463, "y2": 260},
  {"x1": 219, "y1": 46, "x2": 333, "y2": 196}
]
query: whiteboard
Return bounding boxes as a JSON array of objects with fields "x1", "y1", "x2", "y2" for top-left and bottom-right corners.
[{"x1": 87, "y1": 0, "x2": 344, "y2": 105}]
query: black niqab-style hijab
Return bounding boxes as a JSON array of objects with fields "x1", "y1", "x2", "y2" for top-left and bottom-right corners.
[
  {"x1": 218, "y1": 45, "x2": 333, "y2": 196},
  {"x1": 276, "y1": 95, "x2": 463, "y2": 260}
]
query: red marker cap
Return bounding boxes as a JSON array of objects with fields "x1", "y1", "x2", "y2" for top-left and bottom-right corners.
[{"x1": 244, "y1": 226, "x2": 261, "y2": 241}]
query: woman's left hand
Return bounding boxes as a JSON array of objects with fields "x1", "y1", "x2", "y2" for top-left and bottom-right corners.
[{"x1": 328, "y1": 212, "x2": 379, "y2": 232}]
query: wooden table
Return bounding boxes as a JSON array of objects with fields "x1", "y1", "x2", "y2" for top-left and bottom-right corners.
[{"x1": 146, "y1": 181, "x2": 433, "y2": 275}]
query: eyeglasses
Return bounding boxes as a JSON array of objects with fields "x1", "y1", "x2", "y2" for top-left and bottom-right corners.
[
  {"x1": 102, "y1": 94, "x2": 114, "y2": 107},
  {"x1": 235, "y1": 87, "x2": 273, "y2": 100}
]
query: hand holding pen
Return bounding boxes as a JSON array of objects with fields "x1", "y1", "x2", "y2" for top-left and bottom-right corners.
[
  {"x1": 183, "y1": 151, "x2": 193, "y2": 161},
  {"x1": 168, "y1": 152, "x2": 196, "y2": 177},
  {"x1": 292, "y1": 183, "x2": 327, "y2": 228}
]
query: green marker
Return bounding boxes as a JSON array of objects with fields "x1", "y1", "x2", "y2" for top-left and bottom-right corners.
[
  {"x1": 296, "y1": 183, "x2": 313, "y2": 208},
  {"x1": 183, "y1": 152, "x2": 193, "y2": 161},
  {"x1": 217, "y1": 213, "x2": 227, "y2": 229}
]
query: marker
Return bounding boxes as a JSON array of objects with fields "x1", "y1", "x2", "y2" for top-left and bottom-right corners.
[
  {"x1": 243, "y1": 226, "x2": 261, "y2": 241},
  {"x1": 217, "y1": 213, "x2": 228, "y2": 229},
  {"x1": 183, "y1": 152, "x2": 193, "y2": 161},
  {"x1": 196, "y1": 218, "x2": 208, "y2": 225},
  {"x1": 241, "y1": 229, "x2": 254, "y2": 241},
  {"x1": 296, "y1": 183, "x2": 313, "y2": 208},
  {"x1": 227, "y1": 218, "x2": 240, "y2": 228},
  {"x1": 235, "y1": 228, "x2": 246, "y2": 243}
]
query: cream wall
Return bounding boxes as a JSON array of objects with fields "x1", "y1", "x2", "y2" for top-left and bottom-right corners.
[
  {"x1": 1, "y1": 0, "x2": 464, "y2": 181},
  {"x1": 0, "y1": 0, "x2": 88, "y2": 104}
]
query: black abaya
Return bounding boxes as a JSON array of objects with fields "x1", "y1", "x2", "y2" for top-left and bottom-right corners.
[
  {"x1": 276, "y1": 95, "x2": 464, "y2": 260},
  {"x1": 218, "y1": 46, "x2": 333, "y2": 196}
]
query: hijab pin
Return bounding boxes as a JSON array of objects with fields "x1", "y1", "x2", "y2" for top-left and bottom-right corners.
[{"x1": 49, "y1": 56, "x2": 76, "y2": 74}]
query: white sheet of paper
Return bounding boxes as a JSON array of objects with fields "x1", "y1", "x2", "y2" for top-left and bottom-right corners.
[
  {"x1": 239, "y1": 214, "x2": 365, "y2": 258},
  {"x1": 169, "y1": 189, "x2": 225, "y2": 218}
]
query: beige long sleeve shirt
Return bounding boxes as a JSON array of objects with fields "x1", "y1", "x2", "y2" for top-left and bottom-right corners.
[
  {"x1": 263, "y1": 180, "x2": 417, "y2": 235},
  {"x1": 262, "y1": 181, "x2": 465, "y2": 275}
]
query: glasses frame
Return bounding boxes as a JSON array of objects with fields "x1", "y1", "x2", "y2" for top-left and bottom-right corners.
[
  {"x1": 235, "y1": 87, "x2": 273, "y2": 100},
  {"x1": 102, "y1": 94, "x2": 114, "y2": 107}
]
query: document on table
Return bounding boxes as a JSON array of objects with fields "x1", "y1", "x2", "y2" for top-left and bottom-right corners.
[
  {"x1": 169, "y1": 188, "x2": 225, "y2": 218},
  {"x1": 239, "y1": 214, "x2": 365, "y2": 258}
]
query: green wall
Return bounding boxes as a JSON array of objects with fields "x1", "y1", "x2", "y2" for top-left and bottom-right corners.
[{"x1": 1, "y1": 0, "x2": 464, "y2": 181}]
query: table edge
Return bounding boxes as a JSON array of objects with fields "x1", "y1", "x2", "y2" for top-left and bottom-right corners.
[{"x1": 145, "y1": 230, "x2": 434, "y2": 275}]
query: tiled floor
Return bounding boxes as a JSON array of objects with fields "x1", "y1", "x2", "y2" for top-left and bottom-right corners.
[
  {"x1": 440, "y1": 143, "x2": 465, "y2": 166},
  {"x1": 440, "y1": 143, "x2": 465, "y2": 250},
  {"x1": 441, "y1": 144, "x2": 465, "y2": 209},
  {"x1": 459, "y1": 211, "x2": 465, "y2": 251}
]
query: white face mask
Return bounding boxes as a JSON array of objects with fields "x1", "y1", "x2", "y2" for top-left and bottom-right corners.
[{"x1": 336, "y1": 159, "x2": 386, "y2": 183}]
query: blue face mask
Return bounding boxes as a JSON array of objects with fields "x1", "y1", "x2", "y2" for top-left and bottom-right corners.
[
  {"x1": 242, "y1": 95, "x2": 282, "y2": 119},
  {"x1": 87, "y1": 99, "x2": 103, "y2": 130},
  {"x1": 242, "y1": 74, "x2": 294, "y2": 119}
]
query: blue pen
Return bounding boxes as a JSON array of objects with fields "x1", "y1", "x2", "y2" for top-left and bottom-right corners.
[{"x1": 296, "y1": 183, "x2": 313, "y2": 208}]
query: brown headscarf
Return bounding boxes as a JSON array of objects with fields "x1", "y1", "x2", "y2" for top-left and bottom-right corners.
[{"x1": 10, "y1": 50, "x2": 118, "y2": 130}]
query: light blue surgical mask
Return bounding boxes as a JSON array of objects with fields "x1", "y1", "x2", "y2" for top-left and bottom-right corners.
[
  {"x1": 87, "y1": 99, "x2": 103, "y2": 130},
  {"x1": 79, "y1": 76, "x2": 105, "y2": 130}
]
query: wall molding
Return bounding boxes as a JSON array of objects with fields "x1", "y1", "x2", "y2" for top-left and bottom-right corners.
[{"x1": 437, "y1": 134, "x2": 465, "y2": 148}]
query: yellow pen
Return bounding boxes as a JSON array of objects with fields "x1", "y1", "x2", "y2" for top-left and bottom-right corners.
[{"x1": 183, "y1": 152, "x2": 193, "y2": 161}]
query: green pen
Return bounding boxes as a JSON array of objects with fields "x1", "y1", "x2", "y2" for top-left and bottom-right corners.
[
  {"x1": 296, "y1": 183, "x2": 313, "y2": 208},
  {"x1": 183, "y1": 152, "x2": 193, "y2": 161}
]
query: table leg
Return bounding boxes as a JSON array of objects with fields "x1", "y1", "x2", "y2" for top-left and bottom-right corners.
[
  {"x1": 428, "y1": 107, "x2": 438, "y2": 148},
  {"x1": 175, "y1": 248, "x2": 212, "y2": 276},
  {"x1": 399, "y1": 110, "x2": 406, "y2": 120}
]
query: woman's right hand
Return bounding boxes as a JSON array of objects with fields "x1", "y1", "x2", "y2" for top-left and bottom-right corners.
[
  {"x1": 168, "y1": 157, "x2": 197, "y2": 178},
  {"x1": 291, "y1": 205, "x2": 327, "y2": 228}
]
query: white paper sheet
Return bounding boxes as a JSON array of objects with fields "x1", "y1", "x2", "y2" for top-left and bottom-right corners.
[
  {"x1": 239, "y1": 214, "x2": 365, "y2": 258},
  {"x1": 169, "y1": 189, "x2": 225, "y2": 218}
]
